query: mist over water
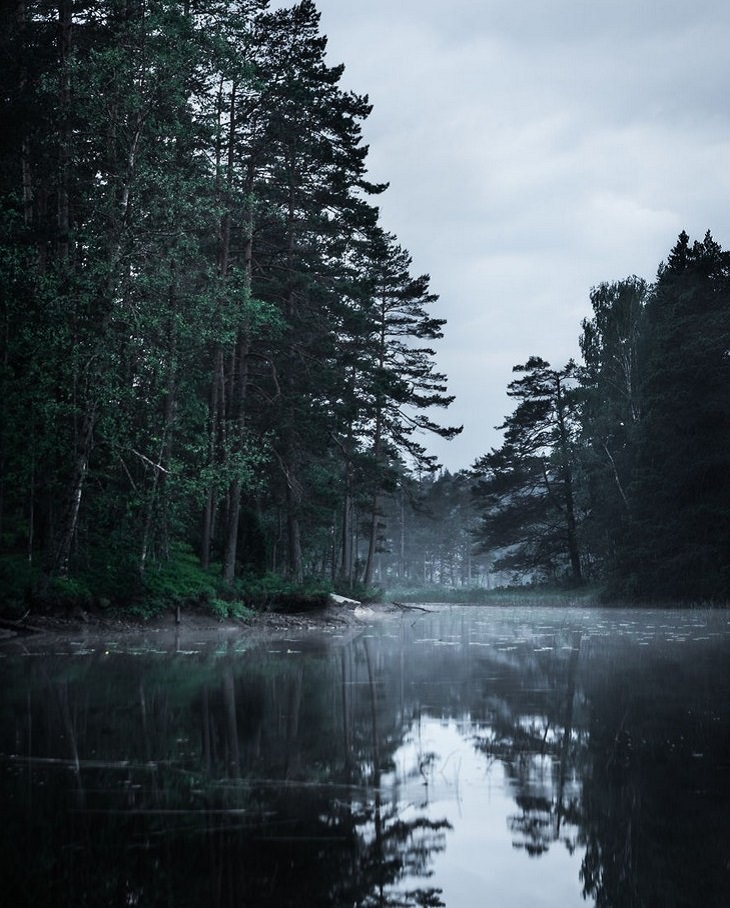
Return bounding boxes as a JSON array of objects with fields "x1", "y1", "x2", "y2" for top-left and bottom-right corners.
[{"x1": 1, "y1": 605, "x2": 728, "y2": 907}]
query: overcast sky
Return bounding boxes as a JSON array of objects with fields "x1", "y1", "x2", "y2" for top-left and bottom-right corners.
[{"x1": 282, "y1": 0, "x2": 730, "y2": 471}]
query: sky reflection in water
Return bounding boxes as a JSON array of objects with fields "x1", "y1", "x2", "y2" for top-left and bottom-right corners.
[{"x1": 387, "y1": 719, "x2": 586, "y2": 907}]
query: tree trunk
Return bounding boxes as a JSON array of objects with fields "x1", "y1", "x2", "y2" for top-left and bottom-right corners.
[
  {"x1": 222, "y1": 325, "x2": 251, "y2": 583},
  {"x1": 286, "y1": 481, "x2": 304, "y2": 584},
  {"x1": 223, "y1": 478, "x2": 242, "y2": 584},
  {"x1": 219, "y1": 87, "x2": 257, "y2": 584},
  {"x1": 556, "y1": 378, "x2": 583, "y2": 584},
  {"x1": 201, "y1": 348, "x2": 224, "y2": 569},
  {"x1": 140, "y1": 277, "x2": 178, "y2": 573},
  {"x1": 362, "y1": 402, "x2": 384, "y2": 587},
  {"x1": 362, "y1": 489, "x2": 378, "y2": 588},
  {"x1": 339, "y1": 468, "x2": 353, "y2": 585},
  {"x1": 46, "y1": 405, "x2": 96, "y2": 581},
  {"x1": 57, "y1": 0, "x2": 72, "y2": 260}
]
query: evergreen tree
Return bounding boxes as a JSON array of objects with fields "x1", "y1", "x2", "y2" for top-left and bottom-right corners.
[
  {"x1": 246, "y1": 0, "x2": 384, "y2": 581},
  {"x1": 342, "y1": 229, "x2": 461, "y2": 586},
  {"x1": 472, "y1": 358, "x2": 584, "y2": 584},
  {"x1": 0, "y1": 0, "x2": 462, "y2": 609},
  {"x1": 617, "y1": 231, "x2": 730, "y2": 599},
  {"x1": 577, "y1": 277, "x2": 647, "y2": 573}
]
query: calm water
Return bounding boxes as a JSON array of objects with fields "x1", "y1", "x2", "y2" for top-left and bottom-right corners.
[{"x1": 1, "y1": 605, "x2": 729, "y2": 907}]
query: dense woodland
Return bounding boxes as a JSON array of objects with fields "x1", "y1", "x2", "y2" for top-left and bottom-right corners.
[
  {"x1": 1, "y1": 1, "x2": 728, "y2": 612},
  {"x1": 0, "y1": 0, "x2": 463, "y2": 611},
  {"x1": 472, "y1": 233, "x2": 730, "y2": 601}
]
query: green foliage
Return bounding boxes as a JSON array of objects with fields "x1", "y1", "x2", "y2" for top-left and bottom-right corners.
[
  {"x1": 0, "y1": 0, "x2": 459, "y2": 613},
  {"x1": 577, "y1": 277, "x2": 647, "y2": 574},
  {"x1": 230, "y1": 572, "x2": 333, "y2": 612},
  {"x1": 611, "y1": 231, "x2": 730, "y2": 600},
  {"x1": 207, "y1": 597, "x2": 255, "y2": 621},
  {"x1": 472, "y1": 232, "x2": 730, "y2": 603},
  {"x1": 472, "y1": 358, "x2": 584, "y2": 584},
  {"x1": 0, "y1": 555, "x2": 38, "y2": 614},
  {"x1": 46, "y1": 575, "x2": 93, "y2": 609},
  {"x1": 141, "y1": 544, "x2": 218, "y2": 608}
]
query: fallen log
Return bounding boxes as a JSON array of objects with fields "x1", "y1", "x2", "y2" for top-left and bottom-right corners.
[
  {"x1": 329, "y1": 593, "x2": 361, "y2": 607},
  {"x1": 391, "y1": 600, "x2": 430, "y2": 613},
  {"x1": 0, "y1": 614, "x2": 45, "y2": 635}
]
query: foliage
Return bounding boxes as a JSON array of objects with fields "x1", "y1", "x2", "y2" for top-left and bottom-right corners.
[
  {"x1": 0, "y1": 0, "x2": 459, "y2": 612},
  {"x1": 577, "y1": 277, "x2": 647, "y2": 574},
  {"x1": 613, "y1": 232, "x2": 730, "y2": 600},
  {"x1": 207, "y1": 597, "x2": 255, "y2": 621},
  {"x1": 5, "y1": 2, "x2": 723, "y2": 607},
  {"x1": 230, "y1": 572, "x2": 333, "y2": 612},
  {"x1": 0, "y1": 555, "x2": 39, "y2": 614},
  {"x1": 471, "y1": 233, "x2": 730, "y2": 603},
  {"x1": 472, "y1": 358, "x2": 584, "y2": 585},
  {"x1": 141, "y1": 544, "x2": 219, "y2": 608}
]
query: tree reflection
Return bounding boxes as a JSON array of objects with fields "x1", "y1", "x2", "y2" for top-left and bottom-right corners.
[
  {"x1": 1, "y1": 615, "x2": 729, "y2": 906},
  {"x1": 464, "y1": 625, "x2": 730, "y2": 907},
  {"x1": 577, "y1": 640, "x2": 730, "y2": 908},
  {"x1": 351, "y1": 639, "x2": 450, "y2": 907},
  {"x1": 0, "y1": 638, "x2": 451, "y2": 907},
  {"x1": 470, "y1": 630, "x2": 585, "y2": 858}
]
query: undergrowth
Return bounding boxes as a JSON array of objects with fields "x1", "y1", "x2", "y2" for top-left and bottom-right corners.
[{"x1": 0, "y1": 547, "x2": 334, "y2": 621}]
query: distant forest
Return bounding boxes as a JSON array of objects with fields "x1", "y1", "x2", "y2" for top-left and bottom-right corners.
[{"x1": 1, "y1": 1, "x2": 728, "y2": 612}]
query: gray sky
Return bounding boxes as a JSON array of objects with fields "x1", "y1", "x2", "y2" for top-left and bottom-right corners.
[{"x1": 292, "y1": 0, "x2": 730, "y2": 470}]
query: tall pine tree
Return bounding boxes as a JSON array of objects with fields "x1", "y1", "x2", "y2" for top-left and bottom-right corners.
[
  {"x1": 473, "y1": 358, "x2": 584, "y2": 584},
  {"x1": 618, "y1": 232, "x2": 730, "y2": 599}
]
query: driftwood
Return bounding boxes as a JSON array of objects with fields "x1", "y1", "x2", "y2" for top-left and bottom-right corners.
[
  {"x1": 329, "y1": 593, "x2": 361, "y2": 607},
  {"x1": 391, "y1": 600, "x2": 430, "y2": 613},
  {"x1": 0, "y1": 613, "x2": 45, "y2": 635}
]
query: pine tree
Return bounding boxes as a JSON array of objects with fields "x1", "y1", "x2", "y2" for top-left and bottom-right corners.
[
  {"x1": 351, "y1": 229, "x2": 461, "y2": 586},
  {"x1": 0, "y1": 0, "x2": 463, "y2": 608},
  {"x1": 245, "y1": 0, "x2": 384, "y2": 581},
  {"x1": 472, "y1": 357, "x2": 584, "y2": 584},
  {"x1": 577, "y1": 277, "x2": 647, "y2": 572},
  {"x1": 618, "y1": 231, "x2": 730, "y2": 599}
]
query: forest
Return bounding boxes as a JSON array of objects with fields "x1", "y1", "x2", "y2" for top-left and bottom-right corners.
[
  {"x1": 471, "y1": 233, "x2": 730, "y2": 602},
  {"x1": 1, "y1": 0, "x2": 728, "y2": 614}
]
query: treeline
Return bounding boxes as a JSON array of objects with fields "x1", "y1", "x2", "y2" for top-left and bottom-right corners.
[
  {"x1": 359, "y1": 470, "x2": 494, "y2": 591},
  {"x1": 0, "y1": 0, "x2": 460, "y2": 609},
  {"x1": 472, "y1": 231, "x2": 730, "y2": 601}
]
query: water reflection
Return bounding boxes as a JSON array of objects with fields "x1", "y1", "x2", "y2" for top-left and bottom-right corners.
[{"x1": 0, "y1": 607, "x2": 728, "y2": 907}]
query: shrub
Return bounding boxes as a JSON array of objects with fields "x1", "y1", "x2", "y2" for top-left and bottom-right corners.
[{"x1": 142, "y1": 543, "x2": 218, "y2": 606}]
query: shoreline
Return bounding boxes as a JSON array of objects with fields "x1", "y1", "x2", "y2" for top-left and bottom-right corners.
[{"x1": 0, "y1": 600, "x2": 415, "y2": 644}]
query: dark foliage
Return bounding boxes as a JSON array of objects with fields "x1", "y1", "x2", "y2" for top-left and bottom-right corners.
[
  {"x1": 0, "y1": 0, "x2": 459, "y2": 611},
  {"x1": 472, "y1": 233, "x2": 730, "y2": 602}
]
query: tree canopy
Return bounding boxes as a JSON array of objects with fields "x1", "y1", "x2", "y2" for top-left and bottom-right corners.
[
  {"x1": 471, "y1": 232, "x2": 730, "y2": 602},
  {"x1": 1, "y1": 3, "x2": 726, "y2": 610},
  {"x1": 0, "y1": 0, "x2": 460, "y2": 611}
]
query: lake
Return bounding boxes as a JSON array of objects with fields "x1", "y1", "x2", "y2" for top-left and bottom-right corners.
[{"x1": 1, "y1": 605, "x2": 729, "y2": 907}]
